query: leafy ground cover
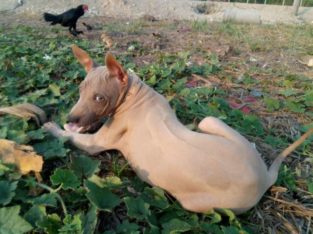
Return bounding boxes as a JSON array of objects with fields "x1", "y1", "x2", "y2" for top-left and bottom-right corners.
[{"x1": 0, "y1": 17, "x2": 312, "y2": 233}]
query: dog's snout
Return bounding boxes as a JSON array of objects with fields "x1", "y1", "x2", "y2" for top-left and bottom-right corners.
[{"x1": 67, "y1": 115, "x2": 80, "y2": 124}]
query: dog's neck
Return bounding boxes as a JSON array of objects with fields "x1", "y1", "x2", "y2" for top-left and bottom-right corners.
[{"x1": 114, "y1": 72, "x2": 155, "y2": 116}]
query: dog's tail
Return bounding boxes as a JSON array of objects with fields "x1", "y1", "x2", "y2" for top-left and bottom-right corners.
[
  {"x1": 0, "y1": 103, "x2": 47, "y2": 126},
  {"x1": 267, "y1": 128, "x2": 313, "y2": 188},
  {"x1": 43, "y1": 13, "x2": 60, "y2": 25}
]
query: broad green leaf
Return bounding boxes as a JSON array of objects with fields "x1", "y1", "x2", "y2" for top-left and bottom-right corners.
[
  {"x1": 0, "y1": 206, "x2": 33, "y2": 234},
  {"x1": 142, "y1": 187, "x2": 169, "y2": 209},
  {"x1": 161, "y1": 218, "x2": 192, "y2": 234},
  {"x1": 221, "y1": 226, "x2": 241, "y2": 234},
  {"x1": 0, "y1": 180, "x2": 17, "y2": 205},
  {"x1": 70, "y1": 155, "x2": 100, "y2": 179},
  {"x1": 34, "y1": 138, "x2": 68, "y2": 159},
  {"x1": 37, "y1": 213, "x2": 62, "y2": 234},
  {"x1": 200, "y1": 223, "x2": 223, "y2": 234},
  {"x1": 58, "y1": 214, "x2": 82, "y2": 234},
  {"x1": 24, "y1": 205, "x2": 46, "y2": 227},
  {"x1": 124, "y1": 196, "x2": 151, "y2": 220},
  {"x1": 116, "y1": 220, "x2": 140, "y2": 233},
  {"x1": 50, "y1": 168, "x2": 80, "y2": 190},
  {"x1": 82, "y1": 205, "x2": 97, "y2": 234},
  {"x1": 85, "y1": 180, "x2": 120, "y2": 211},
  {"x1": 32, "y1": 193, "x2": 58, "y2": 207}
]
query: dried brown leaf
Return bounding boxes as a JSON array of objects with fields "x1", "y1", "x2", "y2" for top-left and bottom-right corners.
[{"x1": 0, "y1": 139, "x2": 43, "y2": 176}]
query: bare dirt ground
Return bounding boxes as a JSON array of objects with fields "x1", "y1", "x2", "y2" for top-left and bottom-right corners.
[
  {"x1": 1, "y1": 4, "x2": 313, "y2": 233},
  {"x1": 2, "y1": 0, "x2": 313, "y2": 24}
]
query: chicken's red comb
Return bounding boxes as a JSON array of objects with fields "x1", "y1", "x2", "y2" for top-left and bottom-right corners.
[{"x1": 83, "y1": 5, "x2": 88, "y2": 11}]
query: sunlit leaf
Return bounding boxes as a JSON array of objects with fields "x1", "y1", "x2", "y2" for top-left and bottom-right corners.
[
  {"x1": 161, "y1": 218, "x2": 192, "y2": 234},
  {"x1": 0, "y1": 206, "x2": 33, "y2": 234}
]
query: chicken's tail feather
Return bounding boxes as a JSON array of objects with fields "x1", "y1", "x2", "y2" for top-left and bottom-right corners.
[{"x1": 43, "y1": 13, "x2": 60, "y2": 24}]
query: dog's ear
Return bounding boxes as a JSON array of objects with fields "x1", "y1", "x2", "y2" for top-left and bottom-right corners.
[
  {"x1": 105, "y1": 53, "x2": 128, "y2": 85},
  {"x1": 71, "y1": 45, "x2": 94, "y2": 72}
]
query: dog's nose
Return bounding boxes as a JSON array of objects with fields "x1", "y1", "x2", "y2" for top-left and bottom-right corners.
[{"x1": 67, "y1": 115, "x2": 80, "y2": 124}]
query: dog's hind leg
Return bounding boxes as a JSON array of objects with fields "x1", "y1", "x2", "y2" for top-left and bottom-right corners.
[{"x1": 198, "y1": 117, "x2": 249, "y2": 144}]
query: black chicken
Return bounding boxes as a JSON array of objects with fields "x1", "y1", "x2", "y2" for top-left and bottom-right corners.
[{"x1": 43, "y1": 5, "x2": 88, "y2": 36}]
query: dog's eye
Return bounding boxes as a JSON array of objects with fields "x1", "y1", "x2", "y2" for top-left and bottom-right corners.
[{"x1": 94, "y1": 95, "x2": 105, "y2": 102}]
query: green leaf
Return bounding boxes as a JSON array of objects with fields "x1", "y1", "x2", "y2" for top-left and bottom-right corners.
[
  {"x1": 88, "y1": 174, "x2": 122, "y2": 189},
  {"x1": 116, "y1": 220, "x2": 140, "y2": 233},
  {"x1": 49, "y1": 84, "x2": 61, "y2": 96},
  {"x1": 50, "y1": 168, "x2": 80, "y2": 190},
  {"x1": 142, "y1": 187, "x2": 169, "y2": 209},
  {"x1": 27, "y1": 129, "x2": 46, "y2": 140},
  {"x1": 32, "y1": 193, "x2": 58, "y2": 207},
  {"x1": 161, "y1": 218, "x2": 192, "y2": 234},
  {"x1": 264, "y1": 97, "x2": 280, "y2": 112},
  {"x1": 304, "y1": 90, "x2": 313, "y2": 107},
  {"x1": 206, "y1": 210, "x2": 222, "y2": 224},
  {"x1": 0, "y1": 180, "x2": 17, "y2": 205},
  {"x1": 24, "y1": 205, "x2": 46, "y2": 227},
  {"x1": 200, "y1": 223, "x2": 223, "y2": 234},
  {"x1": 284, "y1": 100, "x2": 305, "y2": 113},
  {"x1": 124, "y1": 197, "x2": 151, "y2": 220},
  {"x1": 0, "y1": 206, "x2": 33, "y2": 234},
  {"x1": 58, "y1": 214, "x2": 82, "y2": 234},
  {"x1": 82, "y1": 205, "x2": 97, "y2": 234},
  {"x1": 307, "y1": 180, "x2": 313, "y2": 194},
  {"x1": 279, "y1": 89, "x2": 298, "y2": 97},
  {"x1": 70, "y1": 155, "x2": 100, "y2": 179},
  {"x1": 85, "y1": 180, "x2": 120, "y2": 211},
  {"x1": 34, "y1": 138, "x2": 68, "y2": 159},
  {"x1": 0, "y1": 162, "x2": 11, "y2": 176},
  {"x1": 37, "y1": 213, "x2": 62, "y2": 234},
  {"x1": 276, "y1": 165, "x2": 296, "y2": 191},
  {"x1": 217, "y1": 208, "x2": 237, "y2": 223},
  {"x1": 221, "y1": 226, "x2": 241, "y2": 234}
]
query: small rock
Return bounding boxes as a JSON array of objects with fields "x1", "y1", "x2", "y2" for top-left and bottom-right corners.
[
  {"x1": 223, "y1": 8, "x2": 261, "y2": 24},
  {"x1": 250, "y1": 89, "x2": 263, "y2": 97},
  {"x1": 249, "y1": 57, "x2": 257, "y2": 62}
]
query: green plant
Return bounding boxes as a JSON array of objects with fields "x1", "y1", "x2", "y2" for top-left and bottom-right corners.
[{"x1": 0, "y1": 24, "x2": 312, "y2": 233}]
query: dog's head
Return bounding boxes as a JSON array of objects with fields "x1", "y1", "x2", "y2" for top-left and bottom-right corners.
[{"x1": 65, "y1": 45, "x2": 129, "y2": 133}]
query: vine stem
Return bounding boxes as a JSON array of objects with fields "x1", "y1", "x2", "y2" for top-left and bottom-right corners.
[{"x1": 36, "y1": 182, "x2": 68, "y2": 216}]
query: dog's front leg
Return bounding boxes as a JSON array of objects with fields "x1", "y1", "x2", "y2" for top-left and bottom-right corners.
[{"x1": 43, "y1": 122, "x2": 106, "y2": 155}]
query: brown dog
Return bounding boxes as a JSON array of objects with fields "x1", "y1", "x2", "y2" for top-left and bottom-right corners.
[{"x1": 44, "y1": 45, "x2": 313, "y2": 214}]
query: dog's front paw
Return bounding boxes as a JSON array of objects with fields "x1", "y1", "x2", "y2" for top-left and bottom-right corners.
[{"x1": 43, "y1": 122, "x2": 67, "y2": 138}]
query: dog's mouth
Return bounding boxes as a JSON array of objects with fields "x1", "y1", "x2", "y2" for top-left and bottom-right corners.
[{"x1": 64, "y1": 121, "x2": 104, "y2": 134}]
